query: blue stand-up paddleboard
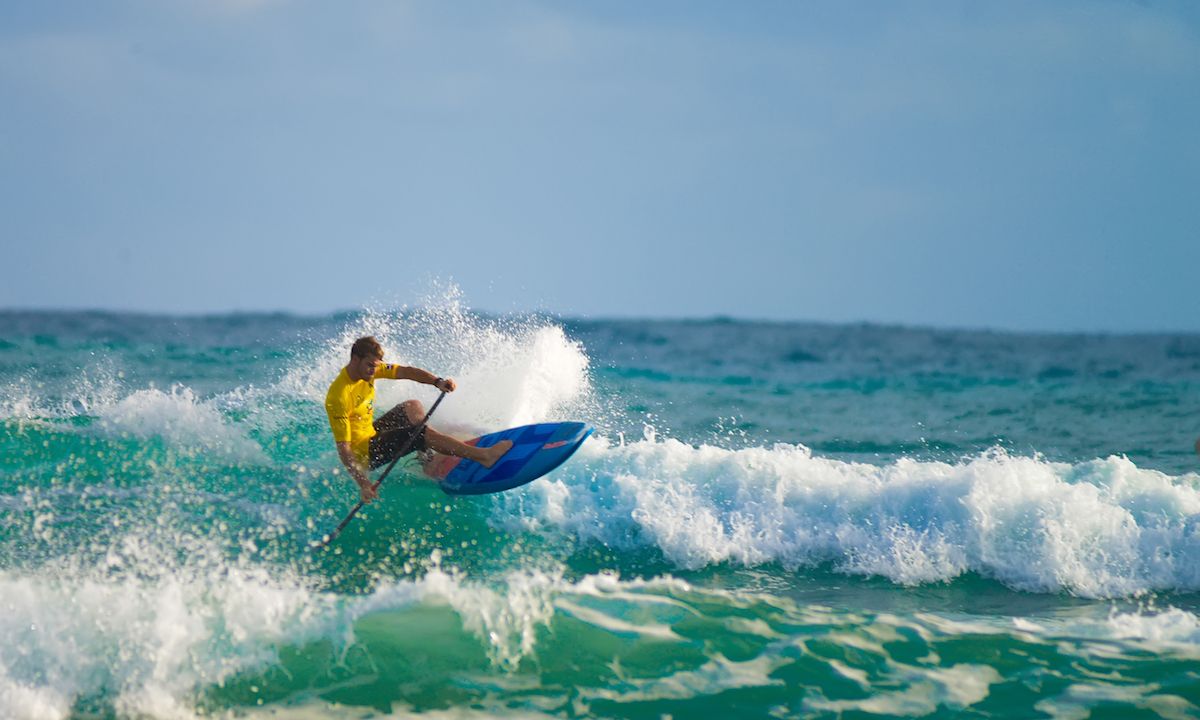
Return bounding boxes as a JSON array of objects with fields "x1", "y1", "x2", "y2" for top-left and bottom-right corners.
[{"x1": 424, "y1": 422, "x2": 592, "y2": 495}]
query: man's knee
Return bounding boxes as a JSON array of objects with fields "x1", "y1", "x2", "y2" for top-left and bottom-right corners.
[{"x1": 402, "y1": 399, "x2": 424, "y2": 422}]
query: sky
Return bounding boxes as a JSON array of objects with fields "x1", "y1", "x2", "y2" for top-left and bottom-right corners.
[{"x1": 1, "y1": 1, "x2": 1198, "y2": 332}]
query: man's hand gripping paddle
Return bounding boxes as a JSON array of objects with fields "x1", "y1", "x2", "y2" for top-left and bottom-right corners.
[{"x1": 312, "y1": 391, "x2": 447, "y2": 549}]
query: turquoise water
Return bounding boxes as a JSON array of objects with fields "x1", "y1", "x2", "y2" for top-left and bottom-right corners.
[{"x1": 3, "y1": 306, "x2": 1200, "y2": 719}]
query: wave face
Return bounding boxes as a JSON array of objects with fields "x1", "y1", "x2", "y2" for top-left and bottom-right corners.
[{"x1": 2, "y1": 306, "x2": 1200, "y2": 718}]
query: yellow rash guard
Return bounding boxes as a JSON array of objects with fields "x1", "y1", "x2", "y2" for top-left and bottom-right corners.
[{"x1": 324, "y1": 363, "x2": 402, "y2": 462}]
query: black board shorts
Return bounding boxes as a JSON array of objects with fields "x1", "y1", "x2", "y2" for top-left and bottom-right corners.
[{"x1": 368, "y1": 405, "x2": 428, "y2": 470}]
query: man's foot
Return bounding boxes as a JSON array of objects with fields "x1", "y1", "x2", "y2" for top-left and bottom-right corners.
[{"x1": 479, "y1": 440, "x2": 513, "y2": 468}]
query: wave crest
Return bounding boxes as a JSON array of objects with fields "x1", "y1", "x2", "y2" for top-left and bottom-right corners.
[{"x1": 493, "y1": 439, "x2": 1200, "y2": 598}]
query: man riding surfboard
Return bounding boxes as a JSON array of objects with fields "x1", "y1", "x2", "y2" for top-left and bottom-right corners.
[{"x1": 325, "y1": 336, "x2": 512, "y2": 504}]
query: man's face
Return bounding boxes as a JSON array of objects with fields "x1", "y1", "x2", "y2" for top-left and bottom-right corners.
[{"x1": 352, "y1": 354, "x2": 383, "y2": 379}]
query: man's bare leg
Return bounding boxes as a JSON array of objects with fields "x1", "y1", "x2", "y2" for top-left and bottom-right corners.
[
  {"x1": 425, "y1": 427, "x2": 513, "y2": 468},
  {"x1": 399, "y1": 399, "x2": 512, "y2": 468}
]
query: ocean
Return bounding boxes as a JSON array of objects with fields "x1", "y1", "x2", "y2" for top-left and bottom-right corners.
[{"x1": 2, "y1": 305, "x2": 1200, "y2": 719}]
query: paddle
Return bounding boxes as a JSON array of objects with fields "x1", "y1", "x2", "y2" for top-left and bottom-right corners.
[{"x1": 312, "y1": 390, "x2": 447, "y2": 548}]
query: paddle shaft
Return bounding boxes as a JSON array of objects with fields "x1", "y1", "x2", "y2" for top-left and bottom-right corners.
[{"x1": 314, "y1": 391, "x2": 447, "y2": 548}]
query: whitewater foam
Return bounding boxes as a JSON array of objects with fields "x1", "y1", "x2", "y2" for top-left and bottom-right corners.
[
  {"x1": 0, "y1": 547, "x2": 721, "y2": 720},
  {"x1": 96, "y1": 384, "x2": 268, "y2": 463},
  {"x1": 0, "y1": 557, "x2": 329, "y2": 720},
  {"x1": 1105, "y1": 607, "x2": 1200, "y2": 646},
  {"x1": 7, "y1": 535, "x2": 1200, "y2": 720},
  {"x1": 490, "y1": 437, "x2": 1200, "y2": 598}
]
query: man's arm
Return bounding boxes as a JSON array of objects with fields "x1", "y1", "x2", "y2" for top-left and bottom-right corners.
[
  {"x1": 336, "y1": 441, "x2": 378, "y2": 503},
  {"x1": 387, "y1": 365, "x2": 456, "y2": 391}
]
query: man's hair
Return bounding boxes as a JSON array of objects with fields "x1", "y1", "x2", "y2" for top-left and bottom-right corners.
[{"x1": 350, "y1": 336, "x2": 385, "y2": 360}]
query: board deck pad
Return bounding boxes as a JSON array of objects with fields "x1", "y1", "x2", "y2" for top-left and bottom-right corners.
[{"x1": 424, "y1": 421, "x2": 592, "y2": 495}]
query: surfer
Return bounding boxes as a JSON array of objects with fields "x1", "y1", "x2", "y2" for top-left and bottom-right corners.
[{"x1": 325, "y1": 336, "x2": 512, "y2": 503}]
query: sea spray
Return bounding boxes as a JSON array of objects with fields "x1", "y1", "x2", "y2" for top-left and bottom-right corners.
[{"x1": 278, "y1": 305, "x2": 600, "y2": 437}]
